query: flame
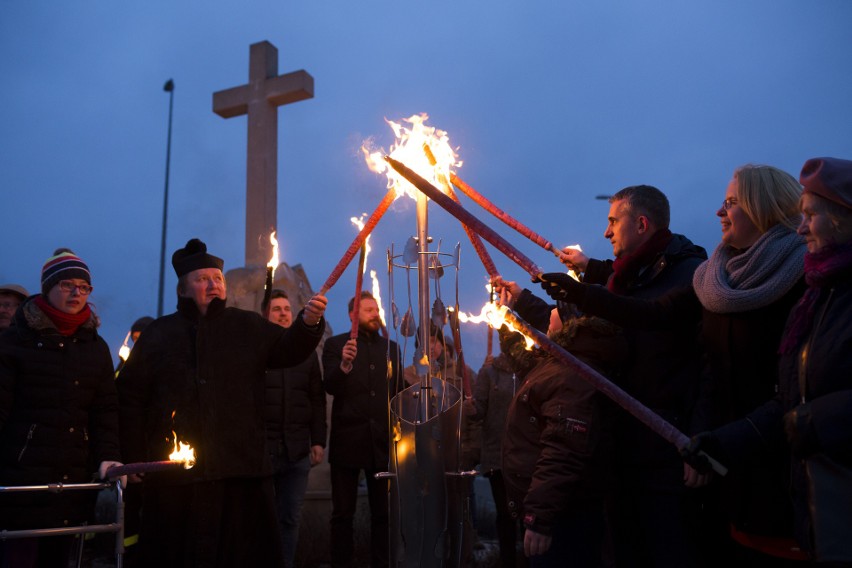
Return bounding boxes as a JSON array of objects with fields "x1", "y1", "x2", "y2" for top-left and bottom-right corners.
[
  {"x1": 267, "y1": 231, "x2": 280, "y2": 275},
  {"x1": 118, "y1": 331, "x2": 131, "y2": 362},
  {"x1": 457, "y1": 302, "x2": 536, "y2": 351},
  {"x1": 563, "y1": 243, "x2": 583, "y2": 281},
  {"x1": 361, "y1": 113, "x2": 461, "y2": 200},
  {"x1": 350, "y1": 215, "x2": 387, "y2": 327},
  {"x1": 370, "y1": 269, "x2": 387, "y2": 326},
  {"x1": 168, "y1": 431, "x2": 196, "y2": 469}
]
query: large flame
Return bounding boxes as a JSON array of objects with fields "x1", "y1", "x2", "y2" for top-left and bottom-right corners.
[
  {"x1": 362, "y1": 113, "x2": 461, "y2": 200},
  {"x1": 456, "y1": 302, "x2": 536, "y2": 351},
  {"x1": 267, "y1": 231, "x2": 280, "y2": 275}
]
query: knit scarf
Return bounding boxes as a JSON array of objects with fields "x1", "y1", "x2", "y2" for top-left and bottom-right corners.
[
  {"x1": 608, "y1": 229, "x2": 673, "y2": 295},
  {"x1": 693, "y1": 223, "x2": 805, "y2": 314},
  {"x1": 778, "y1": 241, "x2": 852, "y2": 355},
  {"x1": 34, "y1": 295, "x2": 91, "y2": 336}
]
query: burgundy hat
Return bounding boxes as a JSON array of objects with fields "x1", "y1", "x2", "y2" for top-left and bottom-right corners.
[
  {"x1": 799, "y1": 157, "x2": 852, "y2": 211},
  {"x1": 171, "y1": 239, "x2": 224, "y2": 278}
]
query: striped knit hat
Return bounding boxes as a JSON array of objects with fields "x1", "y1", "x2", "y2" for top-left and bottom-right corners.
[{"x1": 41, "y1": 248, "x2": 91, "y2": 295}]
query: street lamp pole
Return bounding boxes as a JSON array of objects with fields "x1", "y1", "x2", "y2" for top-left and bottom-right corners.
[{"x1": 157, "y1": 79, "x2": 175, "y2": 317}]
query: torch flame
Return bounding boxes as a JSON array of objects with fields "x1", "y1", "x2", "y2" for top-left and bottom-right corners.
[
  {"x1": 361, "y1": 113, "x2": 461, "y2": 201},
  {"x1": 168, "y1": 431, "x2": 196, "y2": 469},
  {"x1": 562, "y1": 244, "x2": 583, "y2": 281},
  {"x1": 118, "y1": 331, "x2": 131, "y2": 362},
  {"x1": 457, "y1": 302, "x2": 536, "y2": 351},
  {"x1": 267, "y1": 231, "x2": 280, "y2": 275}
]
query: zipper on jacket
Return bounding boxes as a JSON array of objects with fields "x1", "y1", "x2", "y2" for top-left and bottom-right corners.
[{"x1": 18, "y1": 423, "x2": 37, "y2": 462}]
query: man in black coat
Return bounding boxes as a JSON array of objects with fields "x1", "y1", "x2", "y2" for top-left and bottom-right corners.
[
  {"x1": 322, "y1": 291, "x2": 401, "y2": 568},
  {"x1": 263, "y1": 289, "x2": 327, "y2": 568},
  {"x1": 117, "y1": 239, "x2": 327, "y2": 568},
  {"x1": 561, "y1": 185, "x2": 707, "y2": 567}
]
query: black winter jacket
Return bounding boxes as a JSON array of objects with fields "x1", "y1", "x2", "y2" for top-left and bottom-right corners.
[
  {"x1": 0, "y1": 298, "x2": 120, "y2": 529},
  {"x1": 322, "y1": 329, "x2": 401, "y2": 470},
  {"x1": 116, "y1": 297, "x2": 324, "y2": 483},
  {"x1": 719, "y1": 264, "x2": 852, "y2": 551},
  {"x1": 583, "y1": 234, "x2": 707, "y2": 469},
  {"x1": 472, "y1": 354, "x2": 520, "y2": 473},
  {"x1": 264, "y1": 351, "x2": 327, "y2": 463}
]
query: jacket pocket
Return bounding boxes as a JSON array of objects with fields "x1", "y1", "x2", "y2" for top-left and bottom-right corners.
[{"x1": 17, "y1": 423, "x2": 37, "y2": 462}]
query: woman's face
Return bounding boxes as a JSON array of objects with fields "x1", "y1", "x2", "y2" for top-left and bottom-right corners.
[
  {"x1": 798, "y1": 193, "x2": 848, "y2": 253},
  {"x1": 717, "y1": 177, "x2": 762, "y2": 250},
  {"x1": 46, "y1": 278, "x2": 90, "y2": 315}
]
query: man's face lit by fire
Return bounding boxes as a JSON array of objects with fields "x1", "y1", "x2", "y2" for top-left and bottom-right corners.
[
  {"x1": 267, "y1": 297, "x2": 293, "y2": 329},
  {"x1": 604, "y1": 199, "x2": 647, "y2": 258},
  {"x1": 180, "y1": 268, "x2": 226, "y2": 315},
  {"x1": 351, "y1": 298, "x2": 382, "y2": 333}
]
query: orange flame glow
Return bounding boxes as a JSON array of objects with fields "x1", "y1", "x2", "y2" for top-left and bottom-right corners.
[
  {"x1": 118, "y1": 331, "x2": 131, "y2": 362},
  {"x1": 362, "y1": 113, "x2": 461, "y2": 201},
  {"x1": 456, "y1": 302, "x2": 536, "y2": 351},
  {"x1": 168, "y1": 432, "x2": 196, "y2": 469},
  {"x1": 267, "y1": 231, "x2": 280, "y2": 275}
]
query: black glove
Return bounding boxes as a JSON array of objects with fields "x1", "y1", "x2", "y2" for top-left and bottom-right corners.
[
  {"x1": 536, "y1": 272, "x2": 584, "y2": 304},
  {"x1": 784, "y1": 403, "x2": 818, "y2": 458},
  {"x1": 680, "y1": 431, "x2": 724, "y2": 475}
]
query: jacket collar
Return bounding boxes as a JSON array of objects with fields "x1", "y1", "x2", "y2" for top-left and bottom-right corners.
[{"x1": 177, "y1": 296, "x2": 227, "y2": 322}]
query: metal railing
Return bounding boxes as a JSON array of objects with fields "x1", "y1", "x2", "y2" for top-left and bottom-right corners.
[{"x1": 0, "y1": 480, "x2": 125, "y2": 568}]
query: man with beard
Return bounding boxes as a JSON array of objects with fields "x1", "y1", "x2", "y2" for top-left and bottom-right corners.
[{"x1": 322, "y1": 291, "x2": 401, "y2": 568}]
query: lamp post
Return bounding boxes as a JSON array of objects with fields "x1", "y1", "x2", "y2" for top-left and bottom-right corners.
[{"x1": 157, "y1": 79, "x2": 174, "y2": 317}]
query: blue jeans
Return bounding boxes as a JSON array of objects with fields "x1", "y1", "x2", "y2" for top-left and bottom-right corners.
[{"x1": 272, "y1": 454, "x2": 312, "y2": 568}]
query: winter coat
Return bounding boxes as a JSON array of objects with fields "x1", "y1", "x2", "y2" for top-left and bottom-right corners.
[
  {"x1": 322, "y1": 329, "x2": 401, "y2": 470},
  {"x1": 501, "y1": 323, "x2": 627, "y2": 536},
  {"x1": 575, "y1": 271, "x2": 806, "y2": 536},
  {"x1": 583, "y1": 233, "x2": 707, "y2": 469},
  {"x1": 719, "y1": 264, "x2": 852, "y2": 553},
  {"x1": 264, "y1": 350, "x2": 327, "y2": 463},
  {"x1": 473, "y1": 354, "x2": 520, "y2": 473},
  {"x1": 0, "y1": 298, "x2": 120, "y2": 530},
  {"x1": 116, "y1": 296, "x2": 324, "y2": 483}
]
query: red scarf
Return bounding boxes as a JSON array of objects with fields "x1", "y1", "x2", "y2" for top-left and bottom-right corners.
[
  {"x1": 34, "y1": 295, "x2": 92, "y2": 336},
  {"x1": 607, "y1": 229, "x2": 673, "y2": 295},
  {"x1": 779, "y1": 241, "x2": 852, "y2": 355}
]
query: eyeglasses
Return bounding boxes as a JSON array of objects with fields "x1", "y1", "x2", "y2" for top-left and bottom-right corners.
[
  {"x1": 59, "y1": 281, "x2": 93, "y2": 295},
  {"x1": 721, "y1": 198, "x2": 738, "y2": 210},
  {"x1": 0, "y1": 301, "x2": 21, "y2": 310}
]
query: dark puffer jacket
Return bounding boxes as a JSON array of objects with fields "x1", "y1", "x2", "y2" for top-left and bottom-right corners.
[
  {"x1": 264, "y1": 351, "x2": 327, "y2": 462},
  {"x1": 501, "y1": 318, "x2": 627, "y2": 536},
  {"x1": 0, "y1": 298, "x2": 120, "y2": 529},
  {"x1": 117, "y1": 296, "x2": 324, "y2": 483}
]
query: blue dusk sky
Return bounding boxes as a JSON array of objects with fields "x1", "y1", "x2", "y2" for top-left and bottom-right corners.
[{"x1": 2, "y1": 1, "x2": 851, "y2": 367}]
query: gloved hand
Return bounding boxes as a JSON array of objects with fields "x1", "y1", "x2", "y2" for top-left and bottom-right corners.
[
  {"x1": 784, "y1": 403, "x2": 817, "y2": 458},
  {"x1": 680, "y1": 431, "x2": 725, "y2": 476},
  {"x1": 535, "y1": 272, "x2": 584, "y2": 304}
]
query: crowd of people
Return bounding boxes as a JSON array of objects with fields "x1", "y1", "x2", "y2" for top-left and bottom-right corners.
[{"x1": 0, "y1": 155, "x2": 849, "y2": 568}]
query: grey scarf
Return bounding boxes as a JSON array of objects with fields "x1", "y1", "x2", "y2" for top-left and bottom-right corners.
[{"x1": 693, "y1": 223, "x2": 805, "y2": 314}]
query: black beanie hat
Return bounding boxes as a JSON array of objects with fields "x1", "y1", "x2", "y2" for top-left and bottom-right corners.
[{"x1": 171, "y1": 239, "x2": 224, "y2": 278}]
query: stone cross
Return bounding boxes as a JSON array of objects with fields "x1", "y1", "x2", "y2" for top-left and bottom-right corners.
[{"x1": 213, "y1": 40, "x2": 314, "y2": 267}]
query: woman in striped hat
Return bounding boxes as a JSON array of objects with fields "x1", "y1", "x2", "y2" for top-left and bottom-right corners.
[{"x1": 0, "y1": 248, "x2": 123, "y2": 568}]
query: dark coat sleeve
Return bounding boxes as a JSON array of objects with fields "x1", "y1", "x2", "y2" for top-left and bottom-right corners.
[
  {"x1": 513, "y1": 289, "x2": 553, "y2": 333},
  {"x1": 266, "y1": 310, "x2": 325, "y2": 370},
  {"x1": 583, "y1": 258, "x2": 613, "y2": 286}
]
